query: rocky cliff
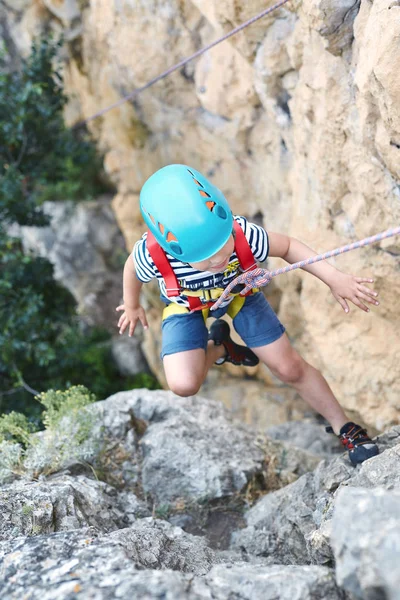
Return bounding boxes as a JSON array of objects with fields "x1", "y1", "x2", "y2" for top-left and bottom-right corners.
[
  {"x1": 2, "y1": 0, "x2": 399, "y2": 428},
  {"x1": 1, "y1": 389, "x2": 399, "y2": 599}
]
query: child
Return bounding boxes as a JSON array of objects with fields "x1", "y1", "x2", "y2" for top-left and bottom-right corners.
[{"x1": 117, "y1": 164, "x2": 380, "y2": 465}]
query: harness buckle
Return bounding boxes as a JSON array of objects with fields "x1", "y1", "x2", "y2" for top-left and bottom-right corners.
[
  {"x1": 165, "y1": 286, "x2": 181, "y2": 297},
  {"x1": 201, "y1": 289, "x2": 213, "y2": 302}
]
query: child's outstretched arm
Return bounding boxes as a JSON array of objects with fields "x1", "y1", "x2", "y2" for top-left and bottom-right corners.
[
  {"x1": 116, "y1": 256, "x2": 149, "y2": 336},
  {"x1": 268, "y1": 232, "x2": 380, "y2": 314}
]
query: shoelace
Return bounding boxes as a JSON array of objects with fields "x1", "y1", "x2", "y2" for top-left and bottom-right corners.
[
  {"x1": 340, "y1": 425, "x2": 371, "y2": 449},
  {"x1": 326, "y1": 424, "x2": 372, "y2": 449}
]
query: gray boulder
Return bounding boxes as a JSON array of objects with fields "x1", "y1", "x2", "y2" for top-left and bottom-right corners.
[
  {"x1": 109, "y1": 517, "x2": 216, "y2": 575},
  {"x1": 14, "y1": 198, "x2": 149, "y2": 377},
  {"x1": 106, "y1": 390, "x2": 319, "y2": 503},
  {"x1": 195, "y1": 563, "x2": 348, "y2": 600},
  {"x1": 233, "y1": 428, "x2": 400, "y2": 567},
  {"x1": 331, "y1": 487, "x2": 400, "y2": 600},
  {"x1": 0, "y1": 474, "x2": 149, "y2": 541},
  {"x1": 0, "y1": 526, "x2": 347, "y2": 600},
  {"x1": 16, "y1": 199, "x2": 126, "y2": 331},
  {"x1": 266, "y1": 420, "x2": 344, "y2": 458},
  {"x1": 10, "y1": 389, "x2": 319, "y2": 503},
  {"x1": 0, "y1": 527, "x2": 195, "y2": 599},
  {"x1": 232, "y1": 471, "x2": 317, "y2": 564}
]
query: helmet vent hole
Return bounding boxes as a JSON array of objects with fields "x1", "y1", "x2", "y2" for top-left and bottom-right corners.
[
  {"x1": 169, "y1": 242, "x2": 183, "y2": 256},
  {"x1": 215, "y1": 205, "x2": 228, "y2": 220},
  {"x1": 166, "y1": 231, "x2": 178, "y2": 242},
  {"x1": 187, "y1": 169, "x2": 194, "y2": 176},
  {"x1": 158, "y1": 222, "x2": 165, "y2": 235},
  {"x1": 199, "y1": 190, "x2": 210, "y2": 198},
  {"x1": 149, "y1": 214, "x2": 156, "y2": 225},
  {"x1": 193, "y1": 178, "x2": 204, "y2": 188},
  {"x1": 205, "y1": 201, "x2": 216, "y2": 211}
]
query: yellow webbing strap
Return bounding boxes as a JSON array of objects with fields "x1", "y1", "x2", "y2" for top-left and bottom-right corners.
[
  {"x1": 162, "y1": 303, "x2": 191, "y2": 319},
  {"x1": 162, "y1": 303, "x2": 210, "y2": 322},
  {"x1": 162, "y1": 289, "x2": 258, "y2": 322},
  {"x1": 226, "y1": 294, "x2": 246, "y2": 319},
  {"x1": 181, "y1": 288, "x2": 225, "y2": 300}
]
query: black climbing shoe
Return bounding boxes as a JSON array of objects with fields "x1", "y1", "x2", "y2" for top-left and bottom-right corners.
[
  {"x1": 326, "y1": 421, "x2": 379, "y2": 466},
  {"x1": 208, "y1": 319, "x2": 259, "y2": 367}
]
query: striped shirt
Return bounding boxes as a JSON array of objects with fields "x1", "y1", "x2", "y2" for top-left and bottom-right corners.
[{"x1": 132, "y1": 215, "x2": 269, "y2": 309}]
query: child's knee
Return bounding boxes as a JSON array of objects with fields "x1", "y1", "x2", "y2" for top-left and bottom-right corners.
[
  {"x1": 166, "y1": 372, "x2": 203, "y2": 397},
  {"x1": 273, "y1": 353, "x2": 305, "y2": 384},
  {"x1": 163, "y1": 349, "x2": 205, "y2": 396}
]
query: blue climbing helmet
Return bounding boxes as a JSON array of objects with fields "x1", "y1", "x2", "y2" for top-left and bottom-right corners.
[{"x1": 140, "y1": 164, "x2": 233, "y2": 263}]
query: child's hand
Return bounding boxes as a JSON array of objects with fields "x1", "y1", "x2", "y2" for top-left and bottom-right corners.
[
  {"x1": 329, "y1": 273, "x2": 379, "y2": 313},
  {"x1": 116, "y1": 304, "x2": 149, "y2": 336}
]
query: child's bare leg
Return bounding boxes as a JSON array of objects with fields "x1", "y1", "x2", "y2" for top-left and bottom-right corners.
[
  {"x1": 251, "y1": 333, "x2": 348, "y2": 434},
  {"x1": 163, "y1": 341, "x2": 225, "y2": 397}
]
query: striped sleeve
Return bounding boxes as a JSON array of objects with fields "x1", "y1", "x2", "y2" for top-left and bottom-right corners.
[
  {"x1": 132, "y1": 233, "x2": 157, "y2": 283},
  {"x1": 234, "y1": 215, "x2": 269, "y2": 262}
]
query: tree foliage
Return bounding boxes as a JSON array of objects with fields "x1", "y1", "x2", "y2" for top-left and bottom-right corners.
[
  {"x1": 0, "y1": 38, "x2": 159, "y2": 421},
  {"x1": 0, "y1": 37, "x2": 104, "y2": 227}
]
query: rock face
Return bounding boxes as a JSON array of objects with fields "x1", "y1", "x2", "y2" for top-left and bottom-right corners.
[
  {"x1": 2, "y1": 1, "x2": 399, "y2": 429},
  {"x1": 0, "y1": 526, "x2": 345, "y2": 599},
  {"x1": 14, "y1": 199, "x2": 148, "y2": 377},
  {"x1": 1, "y1": 390, "x2": 399, "y2": 599},
  {"x1": 0, "y1": 474, "x2": 150, "y2": 541},
  {"x1": 332, "y1": 487, "x2": 400, "y2": 600},
  {"x1": 0, "y1": 390, "x2": 320, "y2": 498},
  {"x1": 15, "y1": 199, "x2": 125, "y2": 331}
]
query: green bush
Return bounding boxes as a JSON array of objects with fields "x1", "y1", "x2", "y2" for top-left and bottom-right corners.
[
  {"x1": 0, "y1": 37, "x2": 159, "y2": 421},
  {"x1": 37, "y1": 385, "x2": 96, "y2": 430},
  {"x1": 0, "y1": 385, "x2": 96, "y2": 449},
  {"x1": 0, "y1": 411, "x2": 38, "y2": 447},
  {"x1": 0, "y1": 386, "x2": 98, "y2": 480}
]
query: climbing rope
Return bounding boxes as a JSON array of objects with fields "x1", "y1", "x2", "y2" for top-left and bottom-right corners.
[
  {"x1": 75, "y1": 0, "x2": 291, "y2": 127},
  {"x1": 210, "y1": 226, "x2": 400, "y2": 311}
]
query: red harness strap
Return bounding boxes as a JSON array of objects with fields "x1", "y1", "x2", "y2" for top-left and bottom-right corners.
[
  {"x1": 146, "y1": 230, "x2": 180, "y2": 297},
  {"x1": 232, "y1": 220, "x2": 257, "y2": 273},
  {"x1": 146, "y1": 220, "x2": 257, "y2": 311}
]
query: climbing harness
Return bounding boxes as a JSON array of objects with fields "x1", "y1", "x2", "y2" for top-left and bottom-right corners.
[
  {"x1": 75, "y1": 0, "x2": 291, "y2": 128},
  {"x1": 210, "y1": 227, "x2": 400, "y2": 311},
  {"x1": 146, "y1": 220, "x2": 259, "y2": 321}
]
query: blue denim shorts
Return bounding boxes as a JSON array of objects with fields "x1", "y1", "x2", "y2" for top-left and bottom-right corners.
[{"x1": 161, "y1": 292, "x2": 285, "y2": 358}]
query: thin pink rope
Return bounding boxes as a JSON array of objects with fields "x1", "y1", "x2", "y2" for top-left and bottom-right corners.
[
  {"x1": 210, "y1": 226, "x2": 400, "y2": 311},
  {"x1": 74, "y1": 0, "x2": 291, "y2": 128}
]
